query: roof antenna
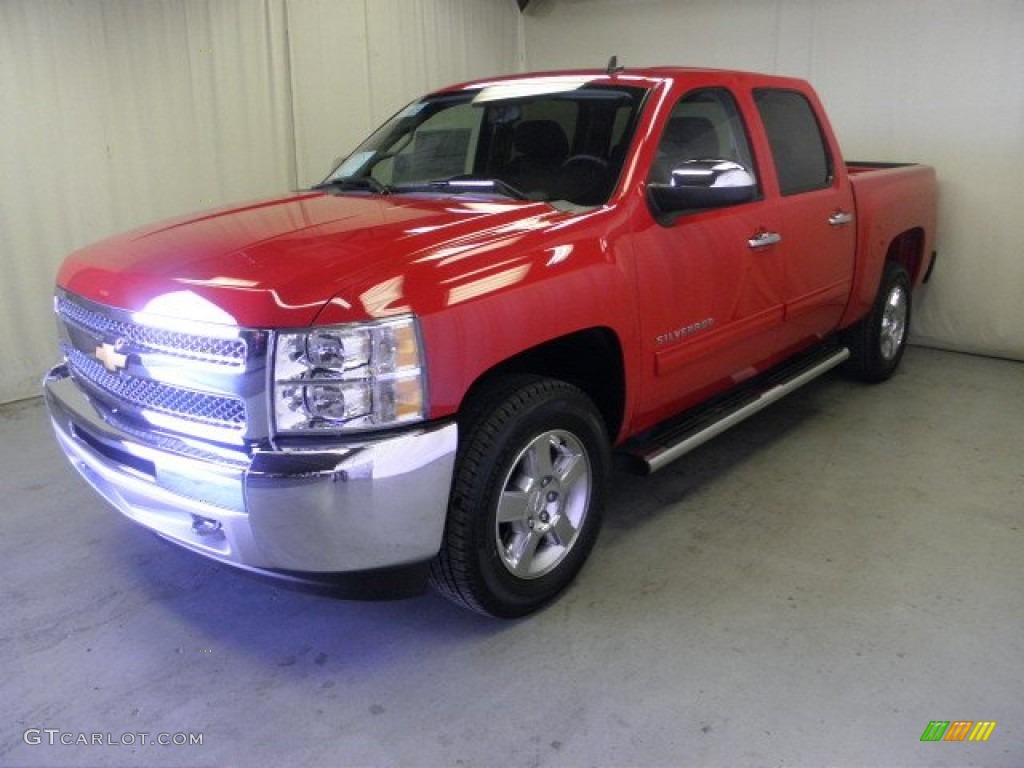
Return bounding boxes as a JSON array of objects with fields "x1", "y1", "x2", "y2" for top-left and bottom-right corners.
[{"x1": 606, "y1": 55, "x2": 624, "y2": 75}]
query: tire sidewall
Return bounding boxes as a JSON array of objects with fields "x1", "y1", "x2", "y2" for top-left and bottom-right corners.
[
  {"x1": 459, "y1": 382, "x2": 608, "y2": 616},
  {"x1": 846, "y1": 261, "x2": 912, "y2": 382}
]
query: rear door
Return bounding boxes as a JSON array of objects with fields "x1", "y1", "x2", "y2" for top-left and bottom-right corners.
[{"x1": 752, "y1": 88, "x2": 856, "y2": 354}]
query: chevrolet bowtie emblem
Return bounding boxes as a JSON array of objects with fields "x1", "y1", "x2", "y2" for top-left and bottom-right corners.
[{"x1": 95, "y1": 342, "x2": 128, "y2": 372}]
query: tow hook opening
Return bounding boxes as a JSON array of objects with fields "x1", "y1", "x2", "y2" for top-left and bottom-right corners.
[{"x1": 191, "y1": 514, "x2": 224, "y2": 538}]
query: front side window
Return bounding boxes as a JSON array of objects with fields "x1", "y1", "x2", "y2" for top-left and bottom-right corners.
[
  {"x1": 649, "y1": 87, "x2": 757, "y2": 188},
  {"x1": 753, "y1": 89, "x2": 833, "y2": 196},
  {"x1": 321, "y1": 82, "x2": 648, "y2": 209}
]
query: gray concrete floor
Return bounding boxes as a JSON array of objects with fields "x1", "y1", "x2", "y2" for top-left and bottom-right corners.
[{"x1": 1, "y1": 346, "x2": 1021, "y2": 768}]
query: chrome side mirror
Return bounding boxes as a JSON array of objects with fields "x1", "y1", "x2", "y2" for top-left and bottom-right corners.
[{"x1": 648, "y1": 159, "x2": 757, "y2": 215}]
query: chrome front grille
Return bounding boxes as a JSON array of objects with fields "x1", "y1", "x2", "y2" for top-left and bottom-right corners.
[
  {"x1": 57, "y1": 294, "x2": 247, "y2": 367},
  {"x1": 65, "y1": 347, "x2": 246, "y2": 430},
  {"x1": 55, "y1": 290, "x2": 267, "y2": 441}
]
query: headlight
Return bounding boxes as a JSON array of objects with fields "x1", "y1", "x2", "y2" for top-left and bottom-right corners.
[{"x1": 272, "y1": 316, "x2": 426, "y2": 433}]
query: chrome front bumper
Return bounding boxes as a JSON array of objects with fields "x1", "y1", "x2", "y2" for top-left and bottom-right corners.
[{"x1": 44, "y1": 364, "x2": 457, "y2": 580}]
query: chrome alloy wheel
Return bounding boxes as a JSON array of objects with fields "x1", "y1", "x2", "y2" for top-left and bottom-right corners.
[
  {"x1": 879, "y1": 284, "x2": 909, "y2": 361},
  {"x1": 494, "y1": 429, "x2": 592, "y2": 579}
]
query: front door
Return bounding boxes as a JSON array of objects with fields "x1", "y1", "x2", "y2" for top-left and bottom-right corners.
[{"x1": 631, "y1": 87, "x2": 786, "y2": 429}]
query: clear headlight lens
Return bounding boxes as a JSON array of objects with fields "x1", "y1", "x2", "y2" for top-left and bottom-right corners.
[{"x1": 272, "y1": 317, "x2": 426, "y2": 433}]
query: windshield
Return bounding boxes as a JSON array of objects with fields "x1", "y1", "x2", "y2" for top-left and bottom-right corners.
[{"x1": 320, "y1": 81, "x2": 648, "y2": 208}]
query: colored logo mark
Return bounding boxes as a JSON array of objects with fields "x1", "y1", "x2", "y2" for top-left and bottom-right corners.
[{"x1": 920, "y1": 720, "x2": 997, "y2": 742}]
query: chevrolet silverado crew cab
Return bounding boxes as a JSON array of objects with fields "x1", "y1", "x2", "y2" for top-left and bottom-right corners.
[{"x1": 45, "y1": 66, "x2": 937, "y2": 617}]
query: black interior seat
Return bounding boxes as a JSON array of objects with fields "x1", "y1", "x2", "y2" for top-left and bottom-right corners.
[{"x1": 506, "y1": 120, "x2": 570, "y2": 196}]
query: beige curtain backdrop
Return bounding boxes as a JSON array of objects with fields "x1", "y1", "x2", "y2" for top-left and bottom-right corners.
[
  {"x1": 0, "y1": 0, "x2": 522, "y2": 404},
  {"x1": 288, "y1": 0, "x2": 522, "y2": 187},
  {"x1": 2, "y1": 0, "x2": 1020, "y2": 404},
  {"x1": 523, "y1": 0, "x2": 1024, "y2": 363}
]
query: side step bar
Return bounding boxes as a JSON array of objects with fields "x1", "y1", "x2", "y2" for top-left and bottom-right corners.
[{"x1": 619, "y1": 344, "x2": 850, "y2": 474}]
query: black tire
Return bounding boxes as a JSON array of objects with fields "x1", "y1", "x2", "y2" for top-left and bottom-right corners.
[
  {"x1": 430, "y1": 375, "x2": 609, "y2": 618},
  {"x1": 844, "y1": 261, "x2": 912, "y2": 383}
]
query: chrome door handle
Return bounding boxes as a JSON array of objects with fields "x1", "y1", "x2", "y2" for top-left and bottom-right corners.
[
  {"x1": 748, "y1": 231, "x2": 782, "y2": 249},
  {"x1": 828, "y1": 211, "x2": 854, "y2": 227}
]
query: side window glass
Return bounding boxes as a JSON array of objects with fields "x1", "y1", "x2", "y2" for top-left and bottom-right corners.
[
  {"x1": 649, "y1": 88, "x2": 757, "y2": 190},
  {"x1": 754, "y1": 89, "x2": 832, "y2": 195}
]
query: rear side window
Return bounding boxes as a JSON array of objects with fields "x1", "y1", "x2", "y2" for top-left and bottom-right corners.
[{"x1": 754, "y1": 89, "x2": 832, "y2": 195}]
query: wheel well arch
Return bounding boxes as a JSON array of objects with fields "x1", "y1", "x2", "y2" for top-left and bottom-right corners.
[
  {"x1": 886, "y1": 227, "x2": 926, "y2": 283},
  {"x1": 459, "y1": 327, "x2": 626, "y2": 441}
]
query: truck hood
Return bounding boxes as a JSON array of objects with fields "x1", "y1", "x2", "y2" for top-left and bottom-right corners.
[{"x1": 58, "y1": 191, "x2": 561, "y2": 328}]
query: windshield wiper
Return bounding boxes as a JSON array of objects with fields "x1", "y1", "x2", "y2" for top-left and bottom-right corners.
[
  {"x1": 315, "y1": 176, "x2": 539, "y2": 202},
  {"x1": 391, "y1": 178, "x2": 534, "y2": 201},
  {"x1": 312, "y1": 176, "x2": 391, "y2": 195}
]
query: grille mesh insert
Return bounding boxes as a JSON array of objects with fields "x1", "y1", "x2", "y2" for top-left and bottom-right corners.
[
  {"x1": 66, "y1": 347, "x2": 245, "y2": 431},
  {"x1": 57, "y1": 295, "x2": 246, "y2": 366}
]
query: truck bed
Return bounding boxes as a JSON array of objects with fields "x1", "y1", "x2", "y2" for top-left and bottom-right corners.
[
  {"x1": 846, "y1": 160, "x2": 921, "y2": 173},
  {"x1": 841, "y1": 160, "x2": 938, "y2": 326}
]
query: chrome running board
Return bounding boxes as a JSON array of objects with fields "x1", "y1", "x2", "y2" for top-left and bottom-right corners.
[{"x1": 620, "y1": 344, "x2": 850, "y2": 474}]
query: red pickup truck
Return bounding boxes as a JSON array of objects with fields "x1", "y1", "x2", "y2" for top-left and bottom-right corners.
[{"x1": 45, "y1": 66, "x2": 936, "y2": 617}]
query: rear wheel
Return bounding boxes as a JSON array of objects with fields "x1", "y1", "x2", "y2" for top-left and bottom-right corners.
[
  {"x1": 845, "y1": 261, "x2": 911, "y2": 382},
  {"x1": 430, "y1": 375, "x2": 609, "y2": 617}
]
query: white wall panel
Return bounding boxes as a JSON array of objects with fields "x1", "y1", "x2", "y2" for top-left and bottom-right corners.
[
  {"x1": 0, "y1": 0, "x2": 522, "y2": 404},
  {"x1": 524, "y1": 0, "x2": 1024, "y2": 361}
]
